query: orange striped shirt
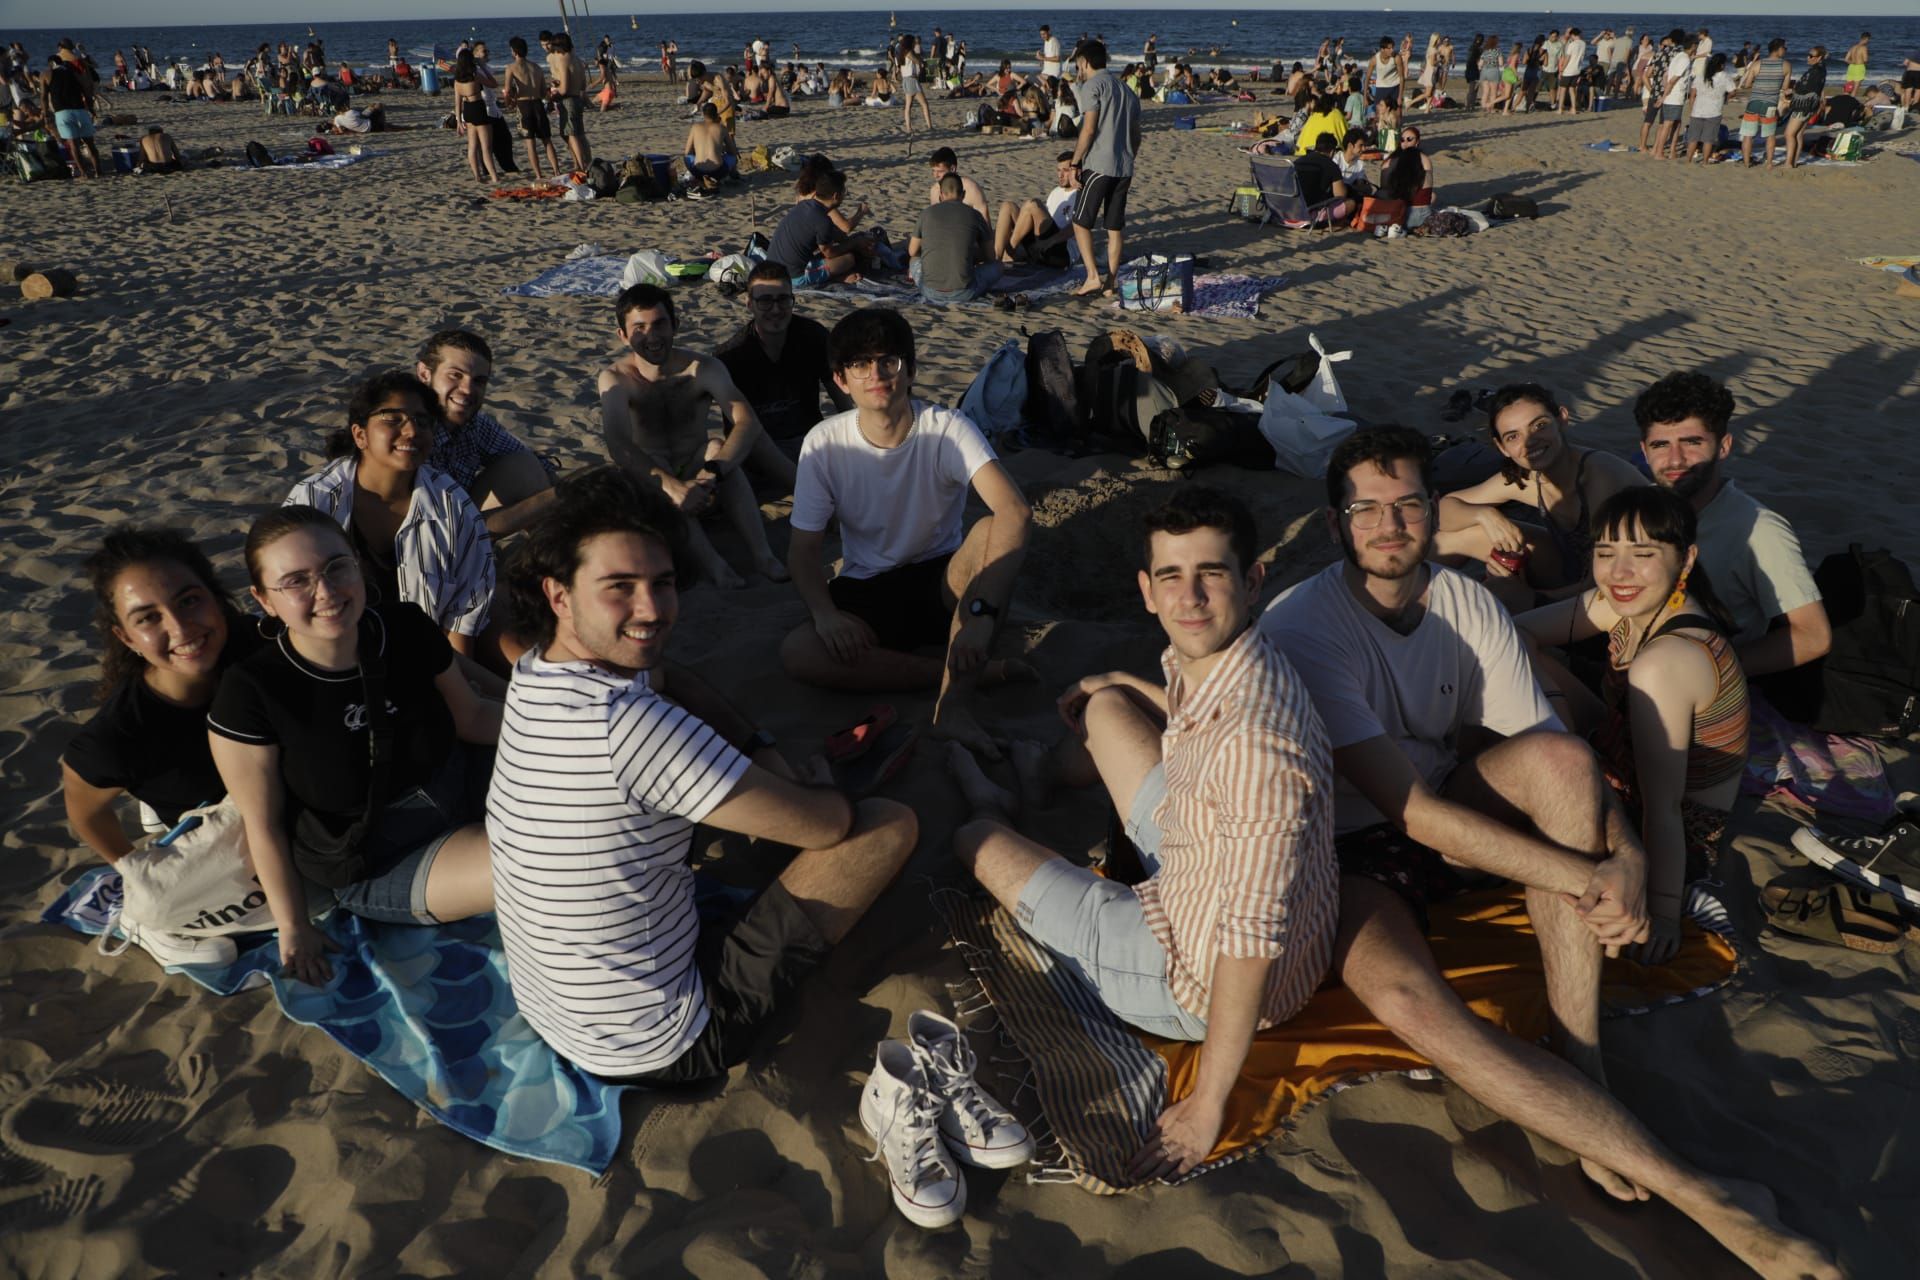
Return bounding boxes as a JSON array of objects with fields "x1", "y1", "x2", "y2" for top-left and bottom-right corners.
[{"x1": 1134, "y1": 627, "x2": 1341, "y2": 1029}]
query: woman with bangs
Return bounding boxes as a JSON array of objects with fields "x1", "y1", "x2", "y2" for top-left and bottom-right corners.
[{"x1": 1517, "y1": 487, "x2": 1750, "y2": 965}]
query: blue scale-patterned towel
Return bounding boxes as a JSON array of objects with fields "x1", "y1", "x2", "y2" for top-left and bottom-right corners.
[{"x1": 42, "y1": 866, "x2": 628, "y2": 1174}]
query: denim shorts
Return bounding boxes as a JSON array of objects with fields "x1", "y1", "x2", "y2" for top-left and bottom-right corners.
[
  {"x1": 1011, "y1": 763, "x2": 1208, "y2": 1040},
  {"x1": 55, "y1": 108, "x2": 95, "y2": 140},
  {"x1": 304, "y1": 750, "x2": 481, "y2": 925},
  {"x1": 909, "y1": 257, "x2": 1002, "y2": 304}
]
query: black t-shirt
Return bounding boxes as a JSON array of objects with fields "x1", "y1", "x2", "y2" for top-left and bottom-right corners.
[
  {"x1": 208, "y1": 604, "x2": 454, "y2": 826},
  {"x1": 715, "y1": 317, "x2": 848, "y2": 441},
  {"x1": 62, "y1": 628, "x2": 263, "y2": 828},
  {"x1": 1294, "y1": 152, "x2": 1343, "y2": 207},
  {"x1": 768, "y1": 199, "x2": 841, "y2": 273},
  {"x1": 46, "y1": 62, "x2": 88, "y2": 112}
]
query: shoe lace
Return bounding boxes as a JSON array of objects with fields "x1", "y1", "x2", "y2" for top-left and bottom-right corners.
[
  {"x1": 924, "y1": 1035, "x2": 1008, "y2": 1134},
  {"x1": 865, "y1": 1078, "x2": 950, "y2": 1189}
]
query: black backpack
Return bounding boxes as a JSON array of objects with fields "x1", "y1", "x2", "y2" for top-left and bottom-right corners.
[
  {"x1": 585, "y1": 158, "x2": 621, "y2": 198},
  {"x1": 1766, "y1": 545, "x2": 1920, "y2": 737},
  {"x1": 1486, "y1": 192, "x2": 1539, "y2": 220},
  {"x1": 244, "y1": 140, "x2": 274, "y2": 169},
  {"x1": 1086, "y1": 357, "x2": 1179, "y2": 451},
  {"x1": 14, "y1": 140, "x2": 69, "y2": 182},
  {"x1": 1024, "y1": 330, "x2": 1084, "y2": 448},
  {"x1": 1150, "y1": 405, "x2": 1276, "y2": 472}
]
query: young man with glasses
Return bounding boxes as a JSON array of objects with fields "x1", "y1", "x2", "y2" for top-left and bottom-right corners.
[
  {"x1": 781, "y1": 308, "x2": 1033, "y2": 758},
  {"x1": 1256, "y1": 427, "x2": 1836, "y2": 1278},
  {"x1": 716, "y1": 262, "x2": 852, "y2": 490}
]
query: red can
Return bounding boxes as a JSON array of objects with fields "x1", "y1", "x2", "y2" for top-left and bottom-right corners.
[{"x1": 1489, "y1": 547, "x2": 1529, "y2": 574}]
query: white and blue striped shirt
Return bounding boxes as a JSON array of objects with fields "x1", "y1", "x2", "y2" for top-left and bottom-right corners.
[
  {"x1": 486, "y1": 651, "x2": 750, "y2": 1077},
  {"x1": 285, "y1": 457, "x2": 495, "y2": 637}
]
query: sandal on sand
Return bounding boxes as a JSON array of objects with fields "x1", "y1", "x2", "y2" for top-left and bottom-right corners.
[
  {"x1": 1760, "y1": 879, "x2": 1904, "y2": 954},
  {"x1": 825, "y1": 704, "x2": 897, "y2": 763},
  {"x1": 835, "y1": 724, "x2": 919, "y2": 797}
]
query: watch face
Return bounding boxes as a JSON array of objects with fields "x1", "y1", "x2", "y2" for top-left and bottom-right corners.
[{"x1": 969, "y1": 599, "x2": 984, "y2": 615}]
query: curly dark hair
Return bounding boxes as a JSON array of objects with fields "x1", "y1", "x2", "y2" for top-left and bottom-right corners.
[
  {"x1": 416, "y1": 328, "x2": 493, "y2": 371},
  {"x1": 84, "y1": 526, "x2": 246, "y2": 701},
  {"x1": 1140, "y1": 484, "x2": 1259, "y2": 575},
  {"x1": 1633, "y1": 372, "x2": 1735, "y2": 439},
  {"x1": 1324, "y1": 425, "x2": 1433, "y2": 510},
  {"x1": 505, "y1": 466, "x2": 690, "y2": 648}
]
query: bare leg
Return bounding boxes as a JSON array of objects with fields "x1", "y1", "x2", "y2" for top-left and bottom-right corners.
[
  {"x1": 952, "y1": 815, "x2": 1065, "y2": 914},
  {"x1": 1104, "y1": 230, "x2": 1125, "y2": 292},
  {"x1": 775, "y1": 798, "x2": 918, "y2": 943},
  {"x1": 779, "y1": 623, "x2": 946, "y2": 690},
  {"x1": 929, "y1": 514, "x2": 1030, "y2": 759},
  {"x1": 423, "y1": 824, "x2": 494, "y2": 921},
  {"x1": 714, "y1": 466, "x2": 788, "y2": 581},
  {"x1": 744, "y1": 429, "x2": 798, "y2": 494},
  {"x1": 993, "y1": 201, "x2": 1019, "y2": 260},
  {"x1": 1071, "y1": 222, "x2": 1103, "y2": 293},
  {"x1": 684, "y1": 519, "x2": 746, "y2": 589},
  {"x1": 1336, "y1": 880, "x2": 1838, "y2": 1280}
]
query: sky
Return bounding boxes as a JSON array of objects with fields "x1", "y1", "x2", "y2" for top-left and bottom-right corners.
[{"x1": 12, "y1": 2, "x2": 1912, "y2": 29}]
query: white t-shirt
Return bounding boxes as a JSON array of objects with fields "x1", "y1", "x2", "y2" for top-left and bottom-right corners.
[
  {"x1": 792, "y1": 400, "x2": 998, "y2": 580},
  {"x1": 1041, "y1": 36, "x2": 1062, "y2": 78},
  {"x1": 1692, "y1": 480, "x2": 1822, "y2": 642},
  {"x1": 1662, "y1": 54, "x2": 1693, "y2": 105},
  {"x1": 1562, "y1": 38, "x2": 1586, "y2": 76},
  {"x1": 1259, "y1": 565, "x2": 1560, "y2": 833},
  {"x1": 1044, "y1": 185, "x2": 1084, "y2": 264},
  {"x1": 486, "y1": 653, "x2": 751, "y2": 1077},
  {"x1": 1691, "y1": 69, "x2": 1736, "y2": 118}
]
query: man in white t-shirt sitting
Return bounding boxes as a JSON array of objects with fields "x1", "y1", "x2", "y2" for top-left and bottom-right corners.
[
  {"x1": 1634, "y1": 371, "x2": 1829, "y2": 680},
  {"x1": 991, "y1": 150, "x2": 1081, "y2": 266},
  {"x1": 1259, "y1": 427, "x2": 1835, "y2": 1278},
  {"x1": 487, "y1": 465, "x2": 918, "y2": 1085},
  {"x1": 781, "y1": 308, "x2": 1033, "y2": 758}
]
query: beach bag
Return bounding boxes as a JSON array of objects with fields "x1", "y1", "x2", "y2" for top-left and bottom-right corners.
[
  {"x1": 1831, "y1": 127, "x2": 1865, "y2": 162},
  {"x1": 1023, "y1": 330, "x2": 1084, "y2": 448},
  {"x1": 1116, "y1": 254, "x2": 1196, "y2": 314},
  {"x1": 1227, "y1": 185, "x2": 1264, "y2": 220},
  {"x1": 97, "y1": 799, "x2": 272, "y2": 961},
  {"x1": 14, "y1": 141, "x2": 67, "y2": 181},
  {"x1": 1765, "y1": 545, "x2": 1920, "y2": 737},
  {"x1": 1150, "y1": 405, "x2": 1277, "y2": 471},
  {"x1": 288, "y1": 656, "x2": 392, "y2": 890},
  {"x1": 1255, "y1": 333, "x2": 1356, "y2": 477},
  {"x1": 619, "y1": 250, "x2": 675, "y2": 289},
  {"x1": 770, "y1": 144, "x2": 804, "y2": 171},
  {"x1": 959, "y1": 339, "x2": 1030, "y2": 444},
  {"x1": 1485, "y1": 192, "x2": 1539, "y2": 220},
  {"x1": 1165, "y1": 90, "x2": 1192, "y2": 105},
  {"x1": 709, "y1": 252, "x2": 752, "y2": 290},
  {"x1": 1089, "y1": 357, "x2": 1180, "y2": 450},
  {"x1": 585, "y1": 157, "x2": 621, "y2": 198},
  {"x1": 244, "y1": 139, "x2": 273, "y2": 168}
]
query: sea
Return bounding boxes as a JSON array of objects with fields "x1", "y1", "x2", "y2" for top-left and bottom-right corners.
[{"x1": 17, "y1": 10, "x2": 1920, "y2": 82}]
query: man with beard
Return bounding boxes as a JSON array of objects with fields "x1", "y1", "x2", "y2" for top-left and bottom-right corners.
[
  {"x1": 716, "y1": 262, "x2": 852, "y2": 491},
  {"x1": 1635, "y1": 372, "x2": 1828, "y2": 678},
  {"x1": 1258, "y1": 426, "x2": 1837, "y2": 1280},
  {"x1": 486, "y1": 465, "x2": 918, "y2": 1084},
  {"x1": 415, "y1": 330, "x2": 556, "y2": 538},
  {"x1": 597, "y1": 284, "x2": 786, "y2": 589}
]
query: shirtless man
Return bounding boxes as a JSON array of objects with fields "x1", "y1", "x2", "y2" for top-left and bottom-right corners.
[
  {"x1": 137, "y1": 125, "x2": 182, "y2": 173},
  {"x1": 706, "y1": 69, "x2": 739, "y2": 137},
  {"x1": 504, "y1": 36, "x2": 560, "y2": 179},
  {"x1": 683, "y1": 103, "x2": 737, "y2": 188},
  {"x1": 547, "y1": 32, "x2": 590, "y2": 170},
  {"x1": 597, "y1": 284, "x2": 785, "y2": 589},
  {"x1": 926, "y1": 146, "x2": 989, "y2": 221}
]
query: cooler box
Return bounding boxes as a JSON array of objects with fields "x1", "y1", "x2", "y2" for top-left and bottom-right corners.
[
  {"x1": 421, "y1": 65, "x2": 441, "y2": 94},
  {"x1": 646, "y1": 153, "x2": 673, "y2": 191},
  {"x1": 1593, "y1": 95, "x2": 1614, "y2": 112},
  {"x1": 112, "y1": 145, "x2": 139, "y2": 173}
]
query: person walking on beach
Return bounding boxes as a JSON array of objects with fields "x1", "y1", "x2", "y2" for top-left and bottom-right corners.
[
  {"x1": 486, "y1": 466, "x2": 918, "y2": 1087},
  {"x1": 1259, "y1": 427, "x2": 1840, "y2": 1280},
  {"x1": 547, "y1": 32, "x2": 590, "y2": 171},
  {"x1": 1064, "y1": 39, "x2": 1141, "y2": 299},
  {"x1": 897, "y1": 33, "x2": 932, "y2": 142},
  {"x1": 948, "y1": 486, "x2": 1340, "y2": 1179},
  {"x1": 41, "y1": 53, "x2": 99, "y2": 179},
  {"x1": 1842, "y1": 33, "x2": 1869, "y2": 95}
]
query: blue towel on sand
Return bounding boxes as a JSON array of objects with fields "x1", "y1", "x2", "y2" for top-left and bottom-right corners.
[
  {"x1": 502, "y1": 253, "x2": 628, "y2": 298},
  {"x1": 42, "y1": 866, "x2": 628, "y2": 1174}
]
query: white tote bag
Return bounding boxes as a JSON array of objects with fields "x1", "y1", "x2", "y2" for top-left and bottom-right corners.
[
  {"x1": 1257, "y1": 333, "x2": 1356, "y2": 477},
  {"x1": 99, "y1": 799, "x2": 273, "y2": 966}
]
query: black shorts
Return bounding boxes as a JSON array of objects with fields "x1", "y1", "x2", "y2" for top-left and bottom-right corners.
[
  {"x1": 1904, "y1": 70, "x2": 1920, "y2": 91},
  {"x1": 1335, "y1": 822, "x2": 1478, "y2": 932},
  {"x1": 605, "y1": 880, "x2": 829, "y2": 1086},
  {"x1": 460, "y1": 99, "x2": 490, "y2": 126},
  {"x1": 518, "y1": 100, "x2": 551, "y2": 140},
  {"x1": 1017, "y1": 225, "x2": 1071, "y2": 267},
  {"x1": 1071, "y1": 171, "x2": 1133, "y2": 231},
  {"x1": 828, "y1": 552, "x2": 955, "y2": 652}
]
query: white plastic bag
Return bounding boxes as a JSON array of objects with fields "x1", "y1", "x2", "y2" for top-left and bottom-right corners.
[
  {"x1": 619, "y1": 250, "x2": 674, "y2": 289},
  {"x1": 709, "y1": 253, "x2": 752, "y2": 287},
  {"x1": 1298, "y1": 332, "x2": 1352, "y2": 414},
  {"x1": 1257, "y1": 333, "x2": 1357, "y2": 477}
]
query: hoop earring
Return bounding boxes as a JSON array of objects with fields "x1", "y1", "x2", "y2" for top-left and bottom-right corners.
[
  {"x1": 256, "y1": 614, "x2": 285, "y2": 639},
  {"x1": 1667, "y1": 572, "x2": 1688, "y2": 612}
]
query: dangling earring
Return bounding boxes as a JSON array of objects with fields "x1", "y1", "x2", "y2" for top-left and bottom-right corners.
[{"x1": 1667, "y1": 572, "x2": 1689, "y2": 612}]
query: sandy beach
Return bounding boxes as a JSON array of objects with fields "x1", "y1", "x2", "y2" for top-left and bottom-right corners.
[{"x1": 3, "y1": 69, "x2": 1919, "y2": 1277}]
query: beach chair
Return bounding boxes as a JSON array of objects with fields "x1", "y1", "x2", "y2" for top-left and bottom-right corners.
[{"x1": 1247, "y1": 153, "x2": 1346, "y2": 231}]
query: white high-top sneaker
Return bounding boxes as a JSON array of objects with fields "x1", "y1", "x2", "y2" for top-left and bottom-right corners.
[
  {"x1": 908, "y1": 1010, "x2": 1035, "y2": 1170},
  {"x1": 860, "y1": 1039, "x2": 966, "y2": 1229},
  {"x1": 98, "y1": 912, "x2": 240, "y2": 969}
]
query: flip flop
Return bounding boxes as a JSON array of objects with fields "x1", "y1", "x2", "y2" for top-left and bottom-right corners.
[
  {"x1": 836, "y1": 724, "x2": 919, "y2": 797},
  {"x1": 1760, "y1": 879, "x2": 1903, "y2": 954},
  {"x1": 824, "y1": 704, "x2": 897, "y2": 763}
]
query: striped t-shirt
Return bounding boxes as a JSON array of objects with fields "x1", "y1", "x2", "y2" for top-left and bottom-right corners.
[{"x1": 486, "y1": 651, "x2": 750, "y2": 1077}]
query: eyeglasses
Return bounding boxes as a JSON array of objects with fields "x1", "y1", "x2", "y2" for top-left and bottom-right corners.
[
  {"x1": 749, "y1": 291, "x2": 794, "y2": 308},
  {"x1": 841, "y1": 354, "x2": 905, "y2": 379},
  {"x1": 368, "y1": 409, "x2": 428, "y2": 429},
  {"x1": 265, "y1": 555, "x2": 361, "y2": 602},
  {"x1": 1342, "y1": 495, "x2": 1432, "y2": 529}
]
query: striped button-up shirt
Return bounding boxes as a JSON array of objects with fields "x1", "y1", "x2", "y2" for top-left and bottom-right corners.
[
  {"x1": 1134, "y1": 626, "x2": 1339, "y2": 1028},
  {"x1": 285, "y1": 457, "x2": 496, "y2": 636}
]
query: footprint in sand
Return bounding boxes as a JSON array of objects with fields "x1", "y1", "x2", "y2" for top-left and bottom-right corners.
[
  {"x1": 4, "y1": 1077, "x2": 190, "y2": 1158},
  {"x1": 0, "y1": 1172, "x2": 102, "y2": 1233}
]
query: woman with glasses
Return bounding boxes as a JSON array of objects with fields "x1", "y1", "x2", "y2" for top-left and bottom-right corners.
[
  {"x1": 1515, "y1": 487, "x2": 1748, "y2": 965},
  {"x1": 284, "y1": 370, "x2": 496, "y2": 660},
  {"x1": 209, "y1": 505, "x2": 500, "y2": 986},
  {"x1": 1782, "y1": 46, "x2": 1827, "y2": 169},
  {"x1": 62, "y1": 528, "x2": 260, "y2": 863}
]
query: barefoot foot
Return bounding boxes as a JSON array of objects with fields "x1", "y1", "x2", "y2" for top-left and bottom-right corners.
[
  {"x1": 1009, "y1": 738, "x2": 1051, "y2": 814},
  {"x1": 1580, "y1": 1156, "x2": 1651, "y2": 1203},
  {"x1": 699, "y1": 558, "x2": 747, "y2": 589},
  {"x1": 945, "y1": 741, "x2": 1015, "y2": 822},
  {"x1": 931, "y1": 703, "x2": 1002, "y2": 761},
  {"x1": 983, "y1": 657, "x2": 1040, "y2": 688},
  {"x1": 1686, "y1": 1177, "x2": 1840, "y2": 1280},
  {"x1": 756, "y1": 555, "x2": 791, "y2": 583}
]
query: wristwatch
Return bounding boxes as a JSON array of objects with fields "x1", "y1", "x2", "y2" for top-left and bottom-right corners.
[{"x1": 967, "y1": 598, "x2": 1000, "y2": 619}]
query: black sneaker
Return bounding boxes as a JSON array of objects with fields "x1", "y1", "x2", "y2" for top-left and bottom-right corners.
[{"x1": 1791, "y1": 821, "x2": 1920, "y2": 911}]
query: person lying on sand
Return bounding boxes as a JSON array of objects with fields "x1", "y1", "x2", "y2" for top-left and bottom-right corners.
[
  {"x1": 949, "y1": 485, "x2": 1341, "y2": 1180},
  {"x1": 1259, "y1": 427, "x2": 1838, "y2": 1280},
  {"x1": 781, "y1": 308, "x2": 1033, "y2": 757},
  {"x1": 415, "y1": 329, "x2": 556, "y2": 538},
  {"x1": 597, "y1": 284, "x2": 784, "y2": 589},
  {"x1": 486, "y1": 465, "x2": 917, "y2": 1088}
]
